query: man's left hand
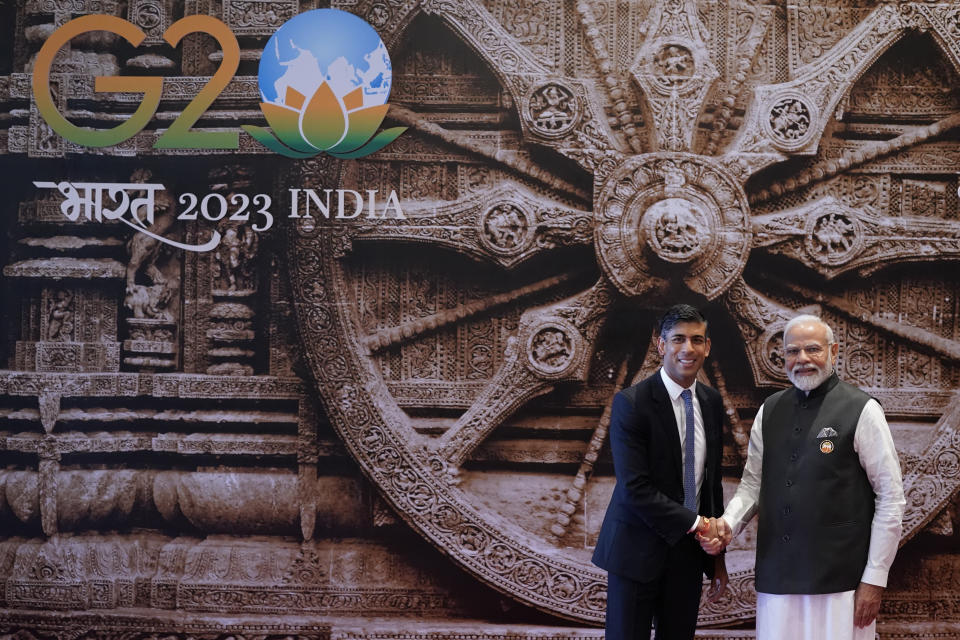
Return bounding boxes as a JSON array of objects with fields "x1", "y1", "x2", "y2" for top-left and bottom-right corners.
[
  {"x1": 854, "y1": 582, "x2": 884, "y2": 627},
  {"x1": 706, "y1": 554, "x2": 728, "y2": 602}
]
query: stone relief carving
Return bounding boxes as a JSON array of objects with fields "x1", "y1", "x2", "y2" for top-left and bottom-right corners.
[
  {"x1": 480, "y1": 202, "x2": 531, "y2": 253},
  {"x1": 3, "y1": 1, "x2": 960, "y2": 638},
  {"x1": 526, "y1": 82, "x2": 580, "y2": 137},
  {"x1": 46, "y1": 290, "x2": 74, "y2": 341},
  {"x1": 767, "y1": 96, "x2": 813, "y2": 146},
  {"x1": 212, "y1": 223, "x2": 257, "y2": 294}
]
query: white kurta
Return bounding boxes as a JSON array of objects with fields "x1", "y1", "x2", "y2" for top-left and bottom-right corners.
[{"x1": 723, "y1": 398, "x2": 906, "y2": 640}]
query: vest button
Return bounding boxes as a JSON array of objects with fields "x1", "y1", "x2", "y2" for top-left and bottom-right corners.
[
  {"x1": 793, "y1": 427, "x2": 801, "y2": 434},
  {"x1": 790, "y1": 453, "x2": 798, "y2": 461},
  {"x1": 801, "y1": 402, "x2": 808, "y2": 409},
  {"x1": 785, "y1": 479, "x2": 793, "y2": 487},
  {"x1": 782, "y1": 534, "x2": 790, "y2": 542},
  {"x1": 783, "y1": 506, "x2": 791, "y2": 515}
]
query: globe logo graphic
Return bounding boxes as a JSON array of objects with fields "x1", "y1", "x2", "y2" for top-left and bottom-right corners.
[{"x1": 242, "y1": 8, "x2": 406, "y2": 158}]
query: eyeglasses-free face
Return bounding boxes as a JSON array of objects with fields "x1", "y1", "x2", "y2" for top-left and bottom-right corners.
[{"x1": 658, "y1": 321, "x2": 711, "y2": 388}]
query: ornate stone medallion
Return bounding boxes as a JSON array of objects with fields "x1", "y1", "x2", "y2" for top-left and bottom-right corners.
[
  {"x1": 594, "y1": 153, "x2": 751, "y2": 300},
  {"x1": 762, "y1": 92, "x2": 818, "y2": 152},
  {"x1": 805, "y1": 207, "x2": 863, "y2": 266},
  {"x1": 524, "y1": 82, "x2": 581, "y2": 138},
  {"x1": 524, "y1": 321, "x2": 580, "y2": 378},
  {"x1": 479, "y1": 202, "x2": 533, "y2": 255}
]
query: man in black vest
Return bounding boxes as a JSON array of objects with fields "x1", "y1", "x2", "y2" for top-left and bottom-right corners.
[
  {"x1": 703, "y1": 314, "x2": 905, "y2": 640},
  {"x1": 593, "y1": 304, "x2": 728, "y2": 639}
]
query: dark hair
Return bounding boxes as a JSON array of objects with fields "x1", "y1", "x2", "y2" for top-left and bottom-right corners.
[{"x1": 658, "y1": 304, "x2": 708, "y2": 338}]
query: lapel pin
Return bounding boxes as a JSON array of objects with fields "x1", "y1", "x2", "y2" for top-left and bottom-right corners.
[{"x1": 819, "y1": 440, "x2": 834, "y2": 454}]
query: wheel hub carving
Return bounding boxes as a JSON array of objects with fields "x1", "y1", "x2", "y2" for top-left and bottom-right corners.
[
  {"x1": 594, "y1": 153, "x2": 752, "y2": 299},
  {"x1": 643, "y1": 197, "x2": 707, "y2": 262}
]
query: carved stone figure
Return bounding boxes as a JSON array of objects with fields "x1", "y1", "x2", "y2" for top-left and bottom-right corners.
[
  {"x1": 46, "y1": 290, "x2": 74, "y2": 341},
  {"x1": 769, "y1": 97, "x2": 812, "y2": 142},
  {"x1": 653, "y1": 44, "x2": 695, "y2": 82},
  {"x1": 811, "y1": 212, "x2": 857, "y2": 257},
  {"x1": 650, "y1": 200, "x2": 701, "y2": 258},
  {"x1": 213, "y1": 223, "x2": 257, "y2": 293},
  {"x1": 527, "y1": 83, "x2": 578, "y2": 135},
  {"x1": 123, "y1": 171, "x2": 179, "y2": 321},
  {"x1": 530, "y1": 327, "x2": 573, "y2": 371},
  {"x1": 482, "y1": 203, "x2": 528, "y2": 251}
]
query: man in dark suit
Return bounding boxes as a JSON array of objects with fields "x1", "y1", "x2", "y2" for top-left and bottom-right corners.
[{"x1": 593, "y1": 304, "x2": 728, "y2": 639}]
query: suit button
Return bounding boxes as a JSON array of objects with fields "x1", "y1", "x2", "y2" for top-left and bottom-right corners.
[
  {"x1": 783, "y1": 506, "x2": 791, "y2": 516},
  {"x1": 801, "y1": 402, "x2": 808, "y2": 409},
  {"x1": 790, "y1": 453, "x2": 798, "y2": 461},
  {"x1": 782, "y1": 534, "x2": 790, "y2": 542},
  {"x1": 785, "y1": 479, "x2": 793, "y2": 487},
  {"x1": 793, "y1": 427, "x2": 802, "y2": 434}
]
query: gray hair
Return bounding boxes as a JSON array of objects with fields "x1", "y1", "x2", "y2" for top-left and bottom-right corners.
[{"x1": 783, "y1": 314, "x2": 835, "y2": 344}]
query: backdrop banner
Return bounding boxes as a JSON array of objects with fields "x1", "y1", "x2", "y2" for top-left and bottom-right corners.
[{"x1": 1, "y1": 1, "x2": 959, "y2": 638}]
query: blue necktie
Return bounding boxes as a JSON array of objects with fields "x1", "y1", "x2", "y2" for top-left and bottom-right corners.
[{"x1": 681, "y1": 389, "x2": 697, "y2": 511}]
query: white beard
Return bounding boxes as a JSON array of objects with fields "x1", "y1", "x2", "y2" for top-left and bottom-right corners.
[{"x1": 789, "y1": 360, "x2": 833, "y2": 392}]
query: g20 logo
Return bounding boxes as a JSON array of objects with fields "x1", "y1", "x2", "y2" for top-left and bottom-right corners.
[{"x1": 32, "y1": 9, "x2": 406, "y2": 157}]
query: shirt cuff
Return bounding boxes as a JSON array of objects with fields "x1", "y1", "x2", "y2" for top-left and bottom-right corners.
[
  {"x1": 688, "y1": 515, "x2": 701, "y2": 534},
  {"x1": 860, "y1": 567, "x2": 889, "y2": 588}
]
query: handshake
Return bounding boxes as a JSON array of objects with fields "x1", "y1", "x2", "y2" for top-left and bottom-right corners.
[{"x1": 695, "y1": 516, "x2": 732, "y2": 555}]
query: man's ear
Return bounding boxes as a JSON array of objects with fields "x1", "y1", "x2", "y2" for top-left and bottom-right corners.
[
  {"x1": 830, "y1": 341, "x2": 840, "y2": 359},
  {"x1": 704, "y1": 337, "x2": 712, "y2": 358},
  {"x1": 657, "y1": 337, "x2": 665, "y2": 357}
]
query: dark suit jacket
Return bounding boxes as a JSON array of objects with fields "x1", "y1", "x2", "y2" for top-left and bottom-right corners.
[{"x1": 592, "y1": 370, "x2": 725, "y2": 582}]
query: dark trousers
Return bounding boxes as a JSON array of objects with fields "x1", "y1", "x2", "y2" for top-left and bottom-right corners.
[{"x1": 604, "y1": 536, "x2": 704, "y2": 640}]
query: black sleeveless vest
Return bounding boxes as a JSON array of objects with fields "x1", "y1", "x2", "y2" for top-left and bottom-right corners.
[{"x1": 755, "y1": 373, "x2": 874, "y2": 594}]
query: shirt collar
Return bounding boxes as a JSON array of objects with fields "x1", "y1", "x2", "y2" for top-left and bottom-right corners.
[{"x1": 660, "y1": 367, "x2": 697, "y2": 401}]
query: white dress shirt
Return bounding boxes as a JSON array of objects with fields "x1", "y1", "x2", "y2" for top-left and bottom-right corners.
[
  {"x1": 659, "y1": 368, "x2": 707, "y2": 521},
  {"x1": 723, "y1": 397, "x2": 906, "y2": 639}
]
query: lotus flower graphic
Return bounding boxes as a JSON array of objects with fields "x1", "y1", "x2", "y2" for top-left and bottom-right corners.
[{"x1": 242, "y1": 9, "x2": 405, "y2": 159}]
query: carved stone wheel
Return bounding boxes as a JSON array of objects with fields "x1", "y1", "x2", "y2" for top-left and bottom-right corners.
[{"x1": 291, "y1": 1, "x2": 960, "y2": 625}]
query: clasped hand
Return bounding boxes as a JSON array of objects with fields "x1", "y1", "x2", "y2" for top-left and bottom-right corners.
[{"x1": 695, "y1": 516, "x2": 732, "y2": 555}]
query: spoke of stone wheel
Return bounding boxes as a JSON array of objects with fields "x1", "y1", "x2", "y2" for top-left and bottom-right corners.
[
  {"x1": 549, "y1": 357, "x2": 629, "y2": 540},
  {"x1": 722, "y1": 278, "x2": 795, "y2": 338},
  {"x1": 701, "y1": 5, "x2": 773, "y2": 156},
  {"x1": 762, "y1": 274, "x2": 960, "y2": 363},
  {"x1": 750, "y1": 111, "x2": 960, "y2": 206},
  {"x1": 435, "y1": 279, "x2": 615, "y2": 469},
  {"x1": 900, "y1": 391, "x2": 960, "y2": 544},
  {"x1": 752, "y1": 203, "x2": 960, "y2": 279},
  {"x1": 389, "y1": 105, "x2": 590, "y2": 203},
  {"x1": 709, "y1": 361, "x2": 748, "y2": 463},
  {"x1": 346, "y1": 189, "x2": 594, "y2": 267},
  {"x1": 573, "y1": 0, "x2": 644, "y2": 153},
  {"x1": 363, "y1": 272, "x2": 579, "y2": 354},
  {"x1": 720, "y1": 278, "x2": 799, "y2": 387}
]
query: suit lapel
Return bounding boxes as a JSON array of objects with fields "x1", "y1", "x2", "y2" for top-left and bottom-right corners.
[{"x1": 651, "y1": 371, "x2": 683, "y2": 479}]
